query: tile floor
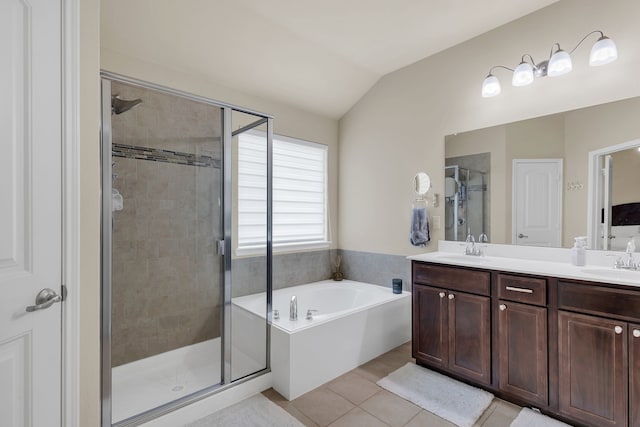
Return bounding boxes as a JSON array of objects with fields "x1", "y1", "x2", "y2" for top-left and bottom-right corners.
[{"x1": 262, "y1": 341, "x2": 523, "y2": 427}]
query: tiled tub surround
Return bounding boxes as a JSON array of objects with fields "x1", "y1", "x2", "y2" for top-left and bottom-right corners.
[
  {"x1": 111, "y1": 82, "x2": 224, "y2": 366},
  {"x1": 338, "y1": 250, "x2": 412, "y2": 291},
  {"x1": 232, "y1": 250, "x2": 334, "y2": 297}
]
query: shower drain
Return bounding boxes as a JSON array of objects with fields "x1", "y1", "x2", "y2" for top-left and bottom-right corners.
[{"x1": 172, "y1": 385, "x2": 184, "y2": 392}]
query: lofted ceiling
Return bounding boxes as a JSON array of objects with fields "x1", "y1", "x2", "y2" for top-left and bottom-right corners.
[{"x1": 101, "y1": 0, "x2": 558, "y2": 119}]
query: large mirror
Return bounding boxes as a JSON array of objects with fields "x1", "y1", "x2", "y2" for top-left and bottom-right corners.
[{"x1": 445, "y1": 96, "x2": 640, "y2": 249}]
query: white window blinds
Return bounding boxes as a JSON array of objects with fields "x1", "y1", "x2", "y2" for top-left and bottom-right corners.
[{"x1": 238, "y1": 131, "x2": 328, "y2": 252}]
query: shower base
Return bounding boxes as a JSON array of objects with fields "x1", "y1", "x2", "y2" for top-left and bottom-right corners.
[{"x1": 112, "y1": 339, "x2": 221, "y2": 423}]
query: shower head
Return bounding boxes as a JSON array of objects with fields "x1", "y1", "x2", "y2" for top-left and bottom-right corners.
[{"x1": 111, "y1": 95, "x2": 143, "y2": 115}]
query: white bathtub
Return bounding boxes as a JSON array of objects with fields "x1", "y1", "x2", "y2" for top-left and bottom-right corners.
[{"x1": 232, "y1": 279, "x2": 411, "y2": 400}]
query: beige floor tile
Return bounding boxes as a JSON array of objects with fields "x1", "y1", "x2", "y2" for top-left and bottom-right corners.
[
  {"x1": 328, "y1": 407, "x2": 390, "y2": 427},
  {"x1": 473, "y1": 400, "x2": 498, "y2": 426},
  {"x1": 326, "y1": 371, "x2": 382, "y2": 405},
  {"x1": 352, "y1": 358, "x2": 397, "y2": 382},
  {"x1": 404, "y1": 410, "x2": 457, "y2": 427},
  {"x1": 291, "y1": 387, "x2": 355, "y2": 426},
  {"x1": 476, "y1": 399, "x2": 522, "y2": 427},
  {"x1": 492, "y1": 399, "x2": 521, "y2": 419},
  {"x1": 262, "y1": 388, "x2": 288, "y2": 407},
  {"x1": 360, "y1": 390, "x2": 421, "y2": 427},
  {"x1": 281, "y1": 403, "x2": 321, "y2": 427}
]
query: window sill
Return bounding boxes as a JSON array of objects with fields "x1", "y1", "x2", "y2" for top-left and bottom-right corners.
[{"x1": 235, "y1": 241, "x2": 331, "y2": 257}]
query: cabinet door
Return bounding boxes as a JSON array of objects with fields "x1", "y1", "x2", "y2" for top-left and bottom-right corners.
[
  {"x1": 631, "y1": 323, "x2": 640, "y2": 427},
  {"x1": 498, "y1": 300, "x2": 548, "y2": 406},
  {"x1": 558, "y1": 311, "x2": 627, "y2": 427},
  {"x1": 413, "y1": 285, "x2": 448, "y2": 368},
  {"x1": 448, "y1": 291, "x2": 491, "y2": 385}
]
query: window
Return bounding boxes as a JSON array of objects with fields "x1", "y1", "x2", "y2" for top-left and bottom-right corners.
[{"x1": 237, "y1": 131, "x2": 328, "y2": 254}]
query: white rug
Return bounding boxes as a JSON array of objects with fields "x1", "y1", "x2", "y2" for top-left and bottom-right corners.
[
  {"x1": 185, "y1": 394, "x2": 304, "y2": 427},
  {"x1": 511, "y1": 408, "x2": 573, "y2": 427},
  {"x1": 377, "y1": 363, "x2": 494, "y2": 427}
]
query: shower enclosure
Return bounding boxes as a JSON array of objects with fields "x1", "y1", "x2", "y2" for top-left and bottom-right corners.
[
  {"x1": 101, "y1": 73, "x2": 273, "y2": 426},
  {"x1": 444, "y1": 153, "x2": 489, "y2": 242}
]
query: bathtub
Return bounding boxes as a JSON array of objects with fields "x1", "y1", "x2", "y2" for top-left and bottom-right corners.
[{"x1": 232, "y1": 280, "x2": 411, "y2": 400}]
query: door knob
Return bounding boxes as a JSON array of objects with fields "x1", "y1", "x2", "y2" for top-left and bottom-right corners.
[
  {"x1": 633, "y1": 329, "x2": 640, "y2": 338},
  {"x1": 518, "y1": 233, "x2": 529, "y2": 239},
  {"x1": 439, "y1": 292, "x2": 446, "y2": 298},
  {"x1": 614, "y1": 326, "x2": 623, "y2": 334},
  {"x1": 448, "y1": 294, "x2": 455, "y2": 300},
  {"x1": 26, "y1": 288, "x2": 62, "y2": 312},
  {"x1": 499, "y1": 304, "x2": 507, "y2": 311}
]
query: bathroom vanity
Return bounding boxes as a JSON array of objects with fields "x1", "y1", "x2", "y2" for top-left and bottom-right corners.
[{"x1": 410, "y1": 245, "x2": 640, "y2": 427}]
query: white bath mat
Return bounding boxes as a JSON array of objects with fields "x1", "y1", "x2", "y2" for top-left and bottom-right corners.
[
  {"x1": 377, "y1": 362, "x2": 494, "y2": 427},
  {"x1": 511, "y1": 408, "x2": 573, "y2": 427},
  {"x1": 185, "y1": 394, "x2": 304, "y2": 427}
]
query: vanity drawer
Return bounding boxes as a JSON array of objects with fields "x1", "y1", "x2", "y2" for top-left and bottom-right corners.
[
  {"x1": 498, "y1": 274, "x2": 547, "y2": 306},
  {"x1": 558, "y1": 281, "x2": 640, "y2": 322},
  {"x1": 413, "y1": 262, "x2": 490, "y2": 296}
]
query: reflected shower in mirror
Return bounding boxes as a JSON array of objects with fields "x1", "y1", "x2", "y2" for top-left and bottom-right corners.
[
  {"x1": 444, "y1": 154, "x2": 489, "y2": 243},
  {"x1": 445, "y1": 96, "x2": 640, "y2": 249}
]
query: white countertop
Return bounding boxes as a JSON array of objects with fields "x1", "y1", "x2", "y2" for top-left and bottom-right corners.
[{"x1": 408, "y1": 241, "x2": 640, "y2": 288}]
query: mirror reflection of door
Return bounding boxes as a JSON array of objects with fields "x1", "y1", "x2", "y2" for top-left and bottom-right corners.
[{"x1": 512, "y1": 159, "x2": 563, "y2": 247}]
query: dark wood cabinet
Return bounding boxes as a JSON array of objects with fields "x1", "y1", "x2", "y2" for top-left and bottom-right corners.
[
  {"x1": 412, "y1": 284, "x2": 447, "y2": 367},
  {"x1": 412, "y1": 260, "x2": 640, "y2": 426},
  {"x1": 412, "y1": 263, "x2": 491, "y2": 385},
  {"x1": 498, "y1": 300, "x2": 548, "y2": 406},
  {"x1": 558, "y1": 310, "x2": 628, "y2": 427},
  {"x1": 447, "y1": 291, "x2": 491, "y2": 384},
  {"x1": 631, "y1": 323, "x2": 640, "y2": 427}
]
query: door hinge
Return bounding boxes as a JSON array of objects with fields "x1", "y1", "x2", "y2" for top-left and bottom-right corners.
[{"x1": 217, "y1": 240, "x2": 225, "y2": 256}]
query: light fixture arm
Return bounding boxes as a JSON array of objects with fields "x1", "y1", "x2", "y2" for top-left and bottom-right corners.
[
  {"x1": 487, "y1": 65, "x2": 514, "y2": 75},
  {"x1": 568, "y1": 30, "x2": 605, "y2": 54}
]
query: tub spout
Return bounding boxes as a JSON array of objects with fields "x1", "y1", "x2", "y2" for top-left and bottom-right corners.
[{"x1": 290, "y1": 295, "x2": 297, "y2": 320}]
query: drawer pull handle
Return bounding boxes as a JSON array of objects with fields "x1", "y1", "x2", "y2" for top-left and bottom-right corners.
[
  {"x1": 634, "y1": 329, "x2": 640, "y2": 338},
  {"x1": 499, "y1": 304, "x2": 507, "y2": 311},
  {"x1": 448, "y1": 294, "x2": 455, "y2": 300},
  {"x1": 505, "y1": 286, "x2": 534, "y2": 294},
  {"x1": 439, "y1": 292, "x2": 446, "y2": 298},
  {"x1": 615, "y1": 326, "x2": 623, "y2": 334}
]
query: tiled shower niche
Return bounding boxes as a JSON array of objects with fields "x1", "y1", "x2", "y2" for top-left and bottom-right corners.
[{"x1": 110, "y1": 82, "x2": 223, "y2": 366}]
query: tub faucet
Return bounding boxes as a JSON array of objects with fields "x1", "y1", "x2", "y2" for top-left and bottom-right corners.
[{"x1": 290, "y1": 295, "x2": 297, "y2": 320}]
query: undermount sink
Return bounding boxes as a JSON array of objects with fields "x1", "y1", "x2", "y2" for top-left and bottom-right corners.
[
  {"x1": 580, "y1": 268, "x2": 640, "y2": 281},
  {"x1": 435, "y1": 254, "x2": 488, "y2": 264}
]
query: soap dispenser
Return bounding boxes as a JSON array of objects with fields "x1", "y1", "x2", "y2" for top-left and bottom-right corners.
[{"x1": 571, "y1": 236, "x2": 587, "y2": 266}]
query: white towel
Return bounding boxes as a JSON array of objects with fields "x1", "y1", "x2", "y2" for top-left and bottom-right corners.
[{"x1": 410, "y1": 206, "x2": 430, "y2": 246}]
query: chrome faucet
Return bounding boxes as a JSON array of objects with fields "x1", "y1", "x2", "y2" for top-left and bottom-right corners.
[{"x1": 290, "y1": 295, "x2": 297, "y2": 320}]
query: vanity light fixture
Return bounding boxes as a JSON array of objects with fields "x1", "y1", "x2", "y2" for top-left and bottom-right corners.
[{"x1": 482, "y1": 30, "x2": 618, "y2": 98}]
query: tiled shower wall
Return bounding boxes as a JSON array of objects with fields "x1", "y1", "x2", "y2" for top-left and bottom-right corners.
[{"x1": 111, "y1": 82, "x2": 223, "y2": 366}]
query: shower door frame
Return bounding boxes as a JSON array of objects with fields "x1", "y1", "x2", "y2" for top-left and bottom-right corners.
[{"x1": 100, "y1": 72, "x2": 273, "y2": 427}]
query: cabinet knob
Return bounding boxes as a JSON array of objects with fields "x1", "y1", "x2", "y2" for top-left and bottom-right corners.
[
  {"x1": 499, "y1": 304, "x2": 507, "y2": 311},
  {"x1": 634, "y1": 329, "x2": 640, "y2": 338},
  {"x1": 439, "y1": 292, "x2": 446, "y2": 298},
  {"x1": 615, "y1": 326, "x2": 623, "y2": 334},
  {"x1": 448, "y1": 294, "x2": 455, "y2": 300}
]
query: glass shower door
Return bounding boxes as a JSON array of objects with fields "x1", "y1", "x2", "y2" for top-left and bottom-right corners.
[{"x1": 105, "y1": 78, "x2": 225, "y2": 424}]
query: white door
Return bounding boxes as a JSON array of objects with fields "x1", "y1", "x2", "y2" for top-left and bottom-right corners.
[
  {"x1": 0, "y1": 1, "x2": 62, "y2": 426},
  {"x1": 513, "y1": 159, "x2": 563, "y2": 247}
]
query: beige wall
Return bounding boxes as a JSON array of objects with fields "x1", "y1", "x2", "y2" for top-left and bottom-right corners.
[
  {"x1": 611, "y1": 148, "x2": 640, "y2": 205},
  {"x1": 339, "y1": 0, "x2": 640, "y2": 255}
]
